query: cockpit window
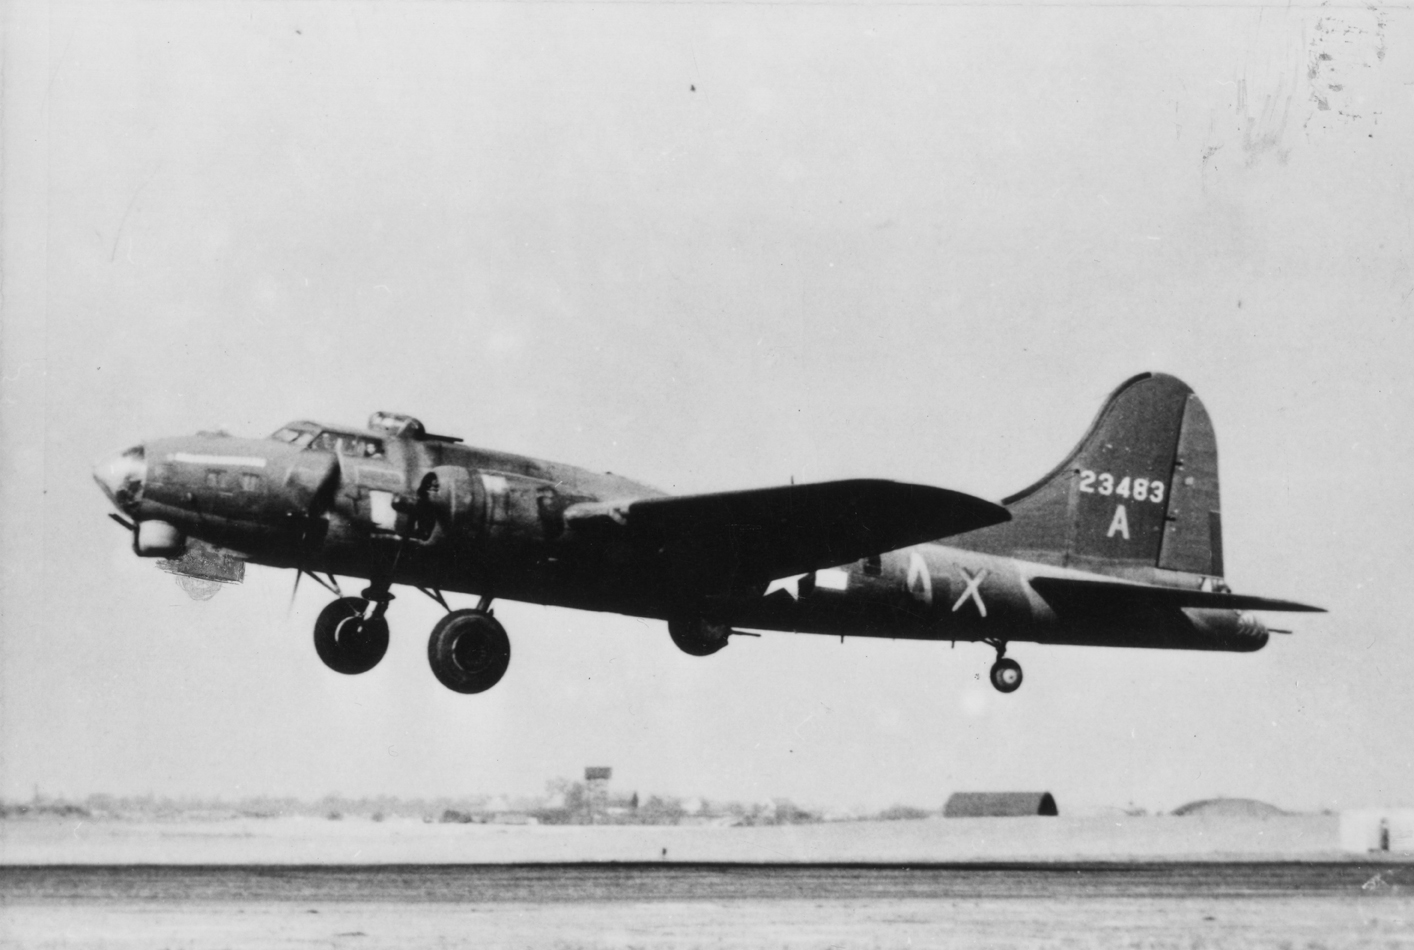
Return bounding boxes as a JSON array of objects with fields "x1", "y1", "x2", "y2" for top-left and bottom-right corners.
[
  {"x1": 271, "y1": 426, "x2": 316, "y2": 448},
  {"x1": 309, "y1": 431, "x2": 384, "y2": 458},
  {"x1": 272, "y1": 424, "x2": 382, "y2": 457},
  {"x1": 308, "y1": 431, "x2": 339, "y2": 453}
]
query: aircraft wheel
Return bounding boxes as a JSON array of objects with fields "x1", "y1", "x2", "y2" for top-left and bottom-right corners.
[
  {"x1": 428, "y1": 610, "x2": 510, "y2": 694},
  {"x1": 989, "y1": 657, "x2": 1023, "y2": 693},
  {"x1": 314, "y1": 597, "x2": 389, "y2": 675}
]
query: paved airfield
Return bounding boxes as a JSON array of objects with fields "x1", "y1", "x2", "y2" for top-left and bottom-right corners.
[
  {"x1": 4, "y1": 817, "x2": 1414, "y2": 948},
  {"x1": 4, "y1": 863, "x2": 1414, "y2": 949}
]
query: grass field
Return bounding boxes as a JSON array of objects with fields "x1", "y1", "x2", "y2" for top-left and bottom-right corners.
[{"x1": 0, "y1": 813, "x2": 1351, "y2": 865}]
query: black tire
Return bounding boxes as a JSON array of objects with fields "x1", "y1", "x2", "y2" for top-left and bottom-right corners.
[
  {"x1": 313, "y1": 597, "x2": 389, "y2": 675},
  {"x1": 427, "y1": 610, "x2": 511, "y2": 694},
  {"x1": 668, "y1": 617, "x2": 730, "y2": 657},
  {"x1": 989, "y1": 657, "x2": 1023, "y2": 693}
]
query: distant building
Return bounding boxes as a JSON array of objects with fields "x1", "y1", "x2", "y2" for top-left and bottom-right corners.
[
  {"x1": 1171, "y1": 798, "x2": 1284, "y2": 818},
  {"x1": 585, "y1": 767, "x2": 612, "y2": 824},
  {"x1": 944, "y1": 792, "x2": 1058, "y2": 817},
  {"x1": 1341, "y1": 810, "x2": 1414, "y2": 853}
]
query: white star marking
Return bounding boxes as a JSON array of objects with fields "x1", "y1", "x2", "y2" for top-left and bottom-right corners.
[
  {"x1": 952, "y1": 567, "x2": 989, "y2": 617},
  {"x1": 765, "y1": 574, "x2": 808, "y2": 600}
]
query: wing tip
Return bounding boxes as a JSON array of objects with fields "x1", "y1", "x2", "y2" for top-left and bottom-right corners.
[
  {"x1": 1237, "y1": 596, "x2": 1326, "y2": 613},
  {"x1": 1274, "y1": 603, "x2": 1326, "y2": 614}
]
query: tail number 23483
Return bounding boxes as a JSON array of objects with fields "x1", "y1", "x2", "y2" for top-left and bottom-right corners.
[{"x1": 1077, "y1": 470, "x2": 1166, "y2": 503}]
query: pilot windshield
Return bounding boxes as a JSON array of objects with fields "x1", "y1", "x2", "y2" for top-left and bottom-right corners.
[{"x1": 270, "y1": 427, "x2": 316, "y2": 448}]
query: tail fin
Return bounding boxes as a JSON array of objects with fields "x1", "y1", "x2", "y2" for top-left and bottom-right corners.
[{"x1": 952, "y1": 373, "x2": 1224, "y2": 578}]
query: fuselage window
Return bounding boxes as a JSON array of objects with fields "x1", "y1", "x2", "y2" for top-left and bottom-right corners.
[
  {"x1": 863, "y1": 555, "x2": 883, "y2": 577},
  {"x1": 205, "y1": 470, "x2": 225, "y2": 489},
  {"x1": 240, "y1": 472, "x2": 263, "y2": 492}
]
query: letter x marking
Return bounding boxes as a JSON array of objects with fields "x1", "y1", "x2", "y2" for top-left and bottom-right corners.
[{"x1": 952, "y1": 567, "x2": 989, "y2": 618}]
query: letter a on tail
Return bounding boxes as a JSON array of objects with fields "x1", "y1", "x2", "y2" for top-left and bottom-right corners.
[{"x1": 906, "y1": 551, "x2": 933, "y2": 604}]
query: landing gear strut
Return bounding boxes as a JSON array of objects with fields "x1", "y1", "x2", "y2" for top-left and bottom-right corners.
[{"x1": 985, "y1": 639, "x2": 1023, "y2": 693}]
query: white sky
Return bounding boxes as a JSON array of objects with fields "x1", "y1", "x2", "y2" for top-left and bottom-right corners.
[{"x1": 2, "y1": 0, "x2": 1412, "y2": 814}]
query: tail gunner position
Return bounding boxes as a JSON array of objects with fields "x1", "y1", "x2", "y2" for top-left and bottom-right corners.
[{"x1": 94, "y1": 373, "x2": 1322, "y2": 695}]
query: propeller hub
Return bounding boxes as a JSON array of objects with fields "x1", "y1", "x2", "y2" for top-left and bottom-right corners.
[{"x1": 94, "y1": 446, "x2": 146, "y2": 513}]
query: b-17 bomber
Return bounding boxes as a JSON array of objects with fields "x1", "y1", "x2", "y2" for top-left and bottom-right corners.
[{"x1": 94, "y1": 373, "x2": 1322, "y2": 695}]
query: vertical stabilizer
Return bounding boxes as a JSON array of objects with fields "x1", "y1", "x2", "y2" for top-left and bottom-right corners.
[{"x1": 949, "y1": 373, "x2": 1224, "y2": 578}]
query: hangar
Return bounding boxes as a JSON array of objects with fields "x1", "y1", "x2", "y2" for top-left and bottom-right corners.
[
  {"x1": 1171, "y1": 798, "x2": 1284, "y2": 818},
  {"x1": 944, "y1": 792, "x2": 1058, "y2": 817}
]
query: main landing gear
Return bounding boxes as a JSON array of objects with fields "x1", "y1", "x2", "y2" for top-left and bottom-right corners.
[
  {"x1": 985, "y1": 639, "x2": 1023, "y2": 694},
  {"x1": 427, "y1": 597, "x2": 510, "y2": 695},
  {"x1": 313, "y1": 586, "x2": 392, "y2": 675},
  {"x1": 307, "y1": 575, "x2": 510, "y2": 694}
]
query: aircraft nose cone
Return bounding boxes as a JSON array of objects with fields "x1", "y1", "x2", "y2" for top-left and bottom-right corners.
[{"x1": 94, "y1": 446, "x2": 146, "y2": 510}]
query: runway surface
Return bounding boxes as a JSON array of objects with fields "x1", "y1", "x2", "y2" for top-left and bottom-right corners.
[
  {"x1": 4, "y1": 863, "x2": 1414, "y2": 949},
  {"x1": 5, "y1": 861, "x2": 1413, "y2": 902}
]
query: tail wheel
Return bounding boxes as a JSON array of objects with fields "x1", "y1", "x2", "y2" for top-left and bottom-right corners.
[
  {"x1": 314, "y1": 597, "x2": 389, "y2": 675},
  {"x1": 989, "y1": 657, "x2": 1023, "y2": 693},
  {"x1": 428, "y1": 609, "x2": 511, "y2": 694}
]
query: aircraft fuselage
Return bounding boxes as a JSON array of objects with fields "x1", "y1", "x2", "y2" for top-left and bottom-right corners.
[{"x1": 96, "y1": 376, "x2": 1318, "y2": 694}]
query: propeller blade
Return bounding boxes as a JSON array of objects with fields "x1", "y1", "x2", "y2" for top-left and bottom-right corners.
[
  {"x1": 108, "y1": 513, "x2": 136, "y2": 531},
  {"x1": 287, "y1": 569, "x2": 303, "y2": 617}
]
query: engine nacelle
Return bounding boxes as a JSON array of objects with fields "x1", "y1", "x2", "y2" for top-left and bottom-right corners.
[
  {"x1": 668, "y1": 617, "x2": 735, "y2": 657},
  {"x1": 420, "y1": 465, "x2": 485, "y2": 545},
  {"x1": 134, "y1": 520, "x2": 186, "y2": 558}
]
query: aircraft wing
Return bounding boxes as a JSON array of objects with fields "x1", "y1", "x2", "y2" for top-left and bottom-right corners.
[
  {"x1": 565, "y1": 479, "x2": 1009, "y2": 595},
  {"x1": 1028, "y1": 576, "x2": 1325, "y2": 615}
]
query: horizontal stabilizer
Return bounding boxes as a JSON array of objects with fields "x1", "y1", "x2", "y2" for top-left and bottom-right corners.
[
  {"x1": 568, "y1": 479, "x2": 1009, "y2": 595},
  {"x1": 1029, "y1": 576, "x2": 1324, "y2": 615}
]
